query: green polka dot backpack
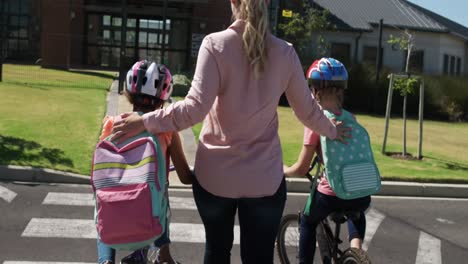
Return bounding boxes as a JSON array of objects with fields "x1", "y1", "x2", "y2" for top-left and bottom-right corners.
[{"x1": 320, "y1": 110, "x2": 381, "y2": 199}]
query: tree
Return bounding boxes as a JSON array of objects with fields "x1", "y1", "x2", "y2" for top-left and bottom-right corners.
[
  {"x1": 278, "y1": 2, "x2": 334, "y2": 69},
  {"x1": 382, "y1": 30, "x2": 424, "y2": 159}
]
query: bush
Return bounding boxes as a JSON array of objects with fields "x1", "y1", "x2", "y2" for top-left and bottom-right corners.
[
  {"x1": 345, "y1": 63, "x2": 391, "y2": 115},
  {"x1": 344, "y1": 63, "x2": 468, "y2": 121},
  {"x1": 172, "y1": 73, "x2": 192, "y2": 97},
  {"x1": 423, "y1": 76, "x2": 468, "y2": 121}
]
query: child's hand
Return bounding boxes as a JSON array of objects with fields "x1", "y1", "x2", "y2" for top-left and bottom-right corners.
[{"x1": 334, "y1": 121, "x2": 352, "y2": 144}]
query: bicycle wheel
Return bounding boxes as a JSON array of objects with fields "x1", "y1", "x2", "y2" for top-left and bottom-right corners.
[
  {"x1": 276, "y1": 214, "x2": 301, "y2": 264},
  {"x1": 339, "y1": 248, "x2": 371, "y2": 264}
]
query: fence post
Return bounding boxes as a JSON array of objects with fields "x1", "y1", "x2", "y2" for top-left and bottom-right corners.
[
  {"x1": 382, "y1": 74, "x2": 394, "y2": 154},
  {"x1": 417, "y1": 79, "x2": 424, "y2": 159}
]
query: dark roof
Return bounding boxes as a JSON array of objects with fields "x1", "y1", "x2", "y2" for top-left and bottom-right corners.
[
  {"x1": 404, "y1": 1, "x2": 468, "y2": 40},
  {"x1": 313, "y1": 0, "x2": 448, "y2": 32}
]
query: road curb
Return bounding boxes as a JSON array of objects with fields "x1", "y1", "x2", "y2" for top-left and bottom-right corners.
[
  {"x1": 0, "y1": 165, "x2": 90, "y2": 185},
  {"x1": 1, "y1": 165, "x2": 468, "y2": 198},
  {"x1": 285, "y1": 178, "x2": 468, "y2": 198}
]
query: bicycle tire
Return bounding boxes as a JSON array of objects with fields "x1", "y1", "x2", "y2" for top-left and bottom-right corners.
[
  {"x1": 339, "y1": 248, "x2": 371, "y2": 264},
  {"x1": 316, "y1": 221, "x2": 332, "y2": 264},
  {"x1": 276, "y1": 214, "x2": 301, "y2": 264}
]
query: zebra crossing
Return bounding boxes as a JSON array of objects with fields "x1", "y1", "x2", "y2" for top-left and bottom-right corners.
[
  {"x1": 1, "y1": 182, "x2": 465, "y2": 263},
  {"x1": 0, "y1": 184, "x2": 17, "y2": 203}
]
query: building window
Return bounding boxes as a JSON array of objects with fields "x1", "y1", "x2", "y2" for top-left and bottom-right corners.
[
  {"x1": 363, "y1": 46, "x2": 383, "y2": 67},
  {"x1": 456, "y1": 57, "x2": 461, "y2": 76},
  {"x1": 406, "y1": 50, "x2": 424, "y2": 73},
  {"x1": 330, "y1": 43, "x2": 351, "y2": 65},
  {"x1": 443, "y1": 54, "x2": 449, "y2": 74},
  {"x1": 86, "y1": 14, "x2": 189, "y2": 70},
  {"x1": 450, "y1": 55, "x2": 455, "y2": 74},
  {"x1": 3, "y1": 0, "x2": 33, "y2": 60},
  {"x1": 443, "y1": 54, "x2": 462, "y2": 76}
]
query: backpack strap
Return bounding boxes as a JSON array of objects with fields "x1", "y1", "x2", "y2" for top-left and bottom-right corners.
[{"x1": 150, "y1": 134, "x2": 166, "y2": 217}]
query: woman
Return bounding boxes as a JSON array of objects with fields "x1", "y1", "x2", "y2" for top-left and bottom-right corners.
[{"x1": 111, "y1": 0, "x2": 350, "y2": 263}]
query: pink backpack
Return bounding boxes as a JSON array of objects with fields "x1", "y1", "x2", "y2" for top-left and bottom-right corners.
[{"x1": 91, "y1": 132, "x2": 168, "y2": 250}]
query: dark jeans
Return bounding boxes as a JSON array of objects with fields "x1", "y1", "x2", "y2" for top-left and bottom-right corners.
[
  {"x1": 192, "y1": 177, "x2": 287, "y2": 264},
  {"x1": 299, "y1": 191, "x2": 371, "y2": 264}
]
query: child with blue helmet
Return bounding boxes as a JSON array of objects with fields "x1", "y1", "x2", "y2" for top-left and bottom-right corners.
[{"x1": 284, "y1": 58, "x2": 371, "y2": 263}]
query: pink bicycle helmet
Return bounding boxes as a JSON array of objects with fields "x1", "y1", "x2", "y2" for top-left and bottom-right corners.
[{"x1": 126, "y1": 60, "x2": 173, "y2": 101}]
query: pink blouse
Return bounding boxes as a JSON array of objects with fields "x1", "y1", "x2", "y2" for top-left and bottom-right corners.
[{"x1": 143, "y1": 20, "x2": 337, "y2": 198}]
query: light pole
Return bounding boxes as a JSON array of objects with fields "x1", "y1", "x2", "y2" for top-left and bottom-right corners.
[
  {"x1": 0, "y1": 0, "x2": 5, "y2": 81},
  {"x1": 161, "y1": 0, "x2": 168, "y2": 64},
  {"x1": 118, "y1": 0, "x2": 128, "y2": 94}
]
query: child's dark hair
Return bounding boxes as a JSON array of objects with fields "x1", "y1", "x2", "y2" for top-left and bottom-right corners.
[{"x1": 124, "y1": 89, "x2": 164, "y2": 113}]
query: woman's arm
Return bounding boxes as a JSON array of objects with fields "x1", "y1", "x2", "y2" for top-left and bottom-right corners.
[
  {"x1": 168, "y1": 132, "x2": 193, "y2": 185},
  {"x1": 284, "y1": 144, "x2": 317, "y2": 177},
  {"x1": 111, "y1": 36, "x2": 221, "y2": 143}
]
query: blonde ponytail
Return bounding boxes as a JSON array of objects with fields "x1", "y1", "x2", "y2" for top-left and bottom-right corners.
[{"x1": 238, "y1": 0, "x2": 269, "y2": 77}]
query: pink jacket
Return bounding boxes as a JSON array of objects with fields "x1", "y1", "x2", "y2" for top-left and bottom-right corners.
[{"x1": 143, "y1": 20, "x2": 337, "y2": 198}]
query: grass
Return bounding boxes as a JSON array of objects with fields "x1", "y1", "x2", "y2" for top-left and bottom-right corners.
[
  {"x1": 184, "y1": 99, "x2": 468, "y2": 183},
  {"x1": 0, "y1": 64, "x2": 115, "y2": 175},
  {"x1": 278, "y1": 106, "x2": 468, "y2": 183}
]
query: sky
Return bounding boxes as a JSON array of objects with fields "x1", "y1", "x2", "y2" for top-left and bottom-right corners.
[{"x1": 407, "y1": 0, "x2": 468, "y2": 27}]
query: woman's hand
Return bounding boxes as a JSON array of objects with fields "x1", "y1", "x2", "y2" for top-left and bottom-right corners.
[
  {"x1": 110, "y1": 112, "x2": 146, "y2": 144},
  {"x1": 334, "y1": 120, "x2": 352, "y2": 144}
]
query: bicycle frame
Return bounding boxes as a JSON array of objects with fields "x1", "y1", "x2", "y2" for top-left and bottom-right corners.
[{"x1": 319, "y1": 218, "x2": 345, "y2": 261}]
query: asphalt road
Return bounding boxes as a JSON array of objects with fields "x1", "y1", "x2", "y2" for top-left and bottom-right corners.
[{"x1": 1, "y1": 181, "x2": 467, "y2": 263}]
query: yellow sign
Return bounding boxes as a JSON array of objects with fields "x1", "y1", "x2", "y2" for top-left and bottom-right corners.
[{"x1": 282, "y1": 9, "x2": 293, "y2": 18}]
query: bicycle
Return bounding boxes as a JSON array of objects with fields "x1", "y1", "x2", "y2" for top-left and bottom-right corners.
[{"x1": 276, "y1": 158, "x2": 371, "y2": 264}]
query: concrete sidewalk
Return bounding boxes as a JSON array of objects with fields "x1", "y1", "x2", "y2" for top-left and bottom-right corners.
[{"x1": 1, "y1": 80, "x2": 468, "y2": 198}]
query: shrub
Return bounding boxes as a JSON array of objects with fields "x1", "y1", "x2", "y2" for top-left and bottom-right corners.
[
  {"x1": 345, "y1": 63, "x2": 391, "y2": 115},
  {"x1": 423, "y1": 76, "x2": 468, "y2": 121},
  {"x1": 172, "y1": 73, "x2": 192, "y2": 97},
  {"x1": 344, "y1": 63, "x2": 468, "y2": 121}
]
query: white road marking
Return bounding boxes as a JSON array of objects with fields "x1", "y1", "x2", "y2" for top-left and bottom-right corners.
[
  {"x1": 436, "y1": 217, "x2": 455, "y2": 224},
  {"x1": 42, "y1": 192, "x2": 196, "y2": 210},
  {"x1": 0, "y1": 185, "x2": 17, "y2": 203},
  {"x1": 415, "y1": 232, "x2": 442, "y2": 264},
  {"x1": 21, "y1": 218, "x2": 96, "y2": 239},
  {"x1": 21, "y1": 218, "x2": 240, "y2": 244},
  {"x1": 42, "y1": 193, "x2": 94, "y2": 206},
  {"x1": 362, "y1": 208, "x2": 385, "y2": 251},
  {"x1": 170, "y1": 196, "x2": 197, "y2": 210}
]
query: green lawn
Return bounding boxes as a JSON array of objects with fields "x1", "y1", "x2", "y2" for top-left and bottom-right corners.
[
  {"x1": 278, "y1": 106, "x2": 468, "y2": 183},
  {"x1": 0, "y1": 64, "x2": 115, "y2": 175},
  {"x1": 186, "y1": 100, "x2": 468, "y2": 183}
]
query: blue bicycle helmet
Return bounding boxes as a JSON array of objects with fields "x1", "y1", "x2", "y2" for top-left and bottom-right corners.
[{"x1": 306, "y1": 57, "x2": 348, "y2": 89}]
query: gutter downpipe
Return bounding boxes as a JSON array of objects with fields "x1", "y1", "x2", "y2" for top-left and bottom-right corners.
[{"x1": 354, "y1": 31, "x2": 362, "y2": 64}]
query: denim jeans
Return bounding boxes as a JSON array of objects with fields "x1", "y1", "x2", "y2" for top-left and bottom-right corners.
[
  {"x1": 298, "y1": 191, "x2": 371, "y2": 264},
  {"x1": 192, "y1": 176, "x2": 286, "y2": 264}
]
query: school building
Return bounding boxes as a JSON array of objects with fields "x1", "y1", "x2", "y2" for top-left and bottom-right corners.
[
  {"x1": 0, "y1": 0, "x2": 285, "y2": 72},
  {"x1": 0, "y1": 0, "x2": 232, "y2": 72}
]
